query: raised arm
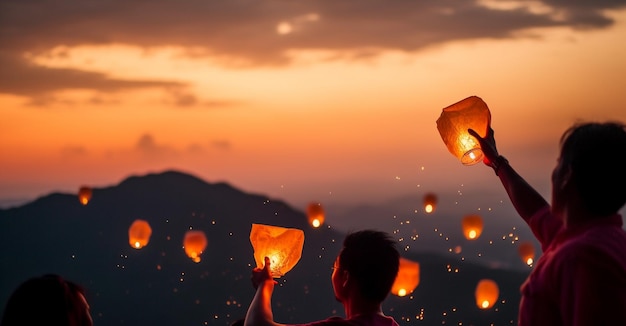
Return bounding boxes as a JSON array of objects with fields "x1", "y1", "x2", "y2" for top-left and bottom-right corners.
[
  {"x1": 469, "y1": 127, "x2": 548, "y2": 222},
  {"x1": 244, "y1": 257, "x2": 283, "y2": 326}
]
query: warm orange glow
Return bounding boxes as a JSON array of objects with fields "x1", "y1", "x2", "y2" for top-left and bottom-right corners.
[
  {"x1": 423, "y1": 193, "x2": 437, "y2": 213},
  {"x1": 462, "y1": 214, "x2": 483, "y2": 240},
  {"x1": 183, "y1": 230, "x2": 208, "y2": 263},
  {"x1": 249, "y1": 223, "x2": 305, "y2": 278},
  {"x1": 518, "y1": 241, "x2": 535, "y2": 266},
  {"x1": 436, "y1": 96, "x2": 491, "y2": 165},
  {"x1": 128, "y1": 219, "x2": 152, "y2": 249},
  {"x1": 78, "y1": 186, "x2": 92, "y2": 205},
  {"x1": 391, "y1": 257, "x2": 420, "y2": 297},
  {"x1": 475, "y1": 279, "x2": 499, "y2": 309},
  {"x1": 306, "y1": 202, "x2": 325, "y2": 228}
]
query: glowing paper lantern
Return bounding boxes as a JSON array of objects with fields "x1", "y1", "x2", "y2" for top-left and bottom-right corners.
[
  {"x1": 128, "y1": 219, "x2": 152, "y2": 249},
  {"x1": 423, "y1": 193, "x2": 438, "y2": 214},
  {"x1": 475, "y1": 279, "x2": 499, "y2": 309},
  {"x1": 306, "y1": 202, "x2": 325, "y2": 228},
  {"x1": 391, "y1": 257, "x2": 420, "y2": 297},
  {"x1": 183, "y1": 230, "x2": 208, "y2": 263},
  {"x1": 518, "y1": 241, "x2": 535, "y2": 266},
  {"x1": 78, "y1": 186, "x2": 92, "y2": 205},
  {"x1": 249, "y1": 223, "x2": 305, "y2": 278},
  {"x1": 462, "y1": 214, "x2": 483, "y2": 240},
  {"x1": 436, "y1": 96, "x2": 491, "y2": 165}
]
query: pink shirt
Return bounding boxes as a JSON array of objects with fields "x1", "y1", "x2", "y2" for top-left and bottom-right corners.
[{"x1": 519, "y1": 206, "x2": 626, "y2": 326}]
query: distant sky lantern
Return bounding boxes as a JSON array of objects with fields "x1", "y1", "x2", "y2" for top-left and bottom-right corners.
[
  {"x1": 183, "y1": 230, "x2": 208, "y2": 263},
  {"x1": 422, "y1": 193, "x2": 438, "y2": 214},
  {"x1": 475, "y1": 279, "x2": 499, "y2": 309},
  {"x1": 77, "y1": 186, "x2": 92, "y2": 205},
  {"x1": 128, "y1": 219, "x2": 152, "y2": 249},
  {"x1": 249, "y1": 223, "x2": 305, "y2": 278},
  {"x1": 306, "y1": 202, "x2": 325, "y2": 228},
  {"x1": 391, "y1": 257, "x2": 420, "y2": 297},
  {"x1": 462, "y1": 214, "x2": 483, "y2": 240},
  {"x1": 436, "y1": 96, "x2": 491, "y2": 165},
  {"x1": 518, "y1": 241, "x2": 535, "y2": 266}
]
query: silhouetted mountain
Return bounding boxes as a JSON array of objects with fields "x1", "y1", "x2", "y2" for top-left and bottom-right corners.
[{"x1": 0, "y1": 170, "x2": 528, "y2": 325}]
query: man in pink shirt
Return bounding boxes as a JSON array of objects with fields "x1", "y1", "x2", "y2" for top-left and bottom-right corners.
[{"x1": 470, "y1": 121, "x2": 626, "y2": 325}]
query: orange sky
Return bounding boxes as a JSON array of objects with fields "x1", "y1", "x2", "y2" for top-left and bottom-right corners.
[{"x1": 2, "y1": 2, "x2": 626, "y2": 213}]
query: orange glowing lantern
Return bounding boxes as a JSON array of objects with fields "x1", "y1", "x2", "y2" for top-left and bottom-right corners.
[
  {"x1": 462, "y1": 214, "x2": 483, "y2": 240},
  {"x1": 78, "y1": 186, "x2": 92, "y2": 206},
  {"x1": 475, "y1": 279, "x2": 499, "y2": 309},
  {"x1": 249, "y1": 223, "x2": 305, "y2": 278},
  {"x1": 183, "y1": 230, "x2": 208, "y2": 263},
  {"x1": 436, "y1": 96, "x2": 491, "y2": 165},
  {"x1": 306, "y1": 202, "x2": 325, "y2": 228},
  {"x1": 423, "y1": 193, "x2": 438, "y2": 214},
  {"x1": 391, "y1": 257, "x2": 420, "y2": 297},
  {"x1": 128, "y1": 219, "x2": 152, "y2": 249},
  {"x1": 518, "y1": 241, "x2": 535, "y2": 266}
]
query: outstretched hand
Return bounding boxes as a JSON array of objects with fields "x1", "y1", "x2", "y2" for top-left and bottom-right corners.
[
  {"x1": 468, "y1": 127, "x2": 499, "y2": 167},
  {"x1": 251, "y1": 257, "x2": 276, "y2": 289}
]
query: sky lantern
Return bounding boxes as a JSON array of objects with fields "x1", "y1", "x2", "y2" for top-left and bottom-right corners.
[
  {"x1": 183, "y1": 230, "x2": 208, "y2": 263},
  {"x1": 436, "y1": 96, "x2": 491, "y2": 165},
  {"x1": 249, "y1": 223, "x2": 305, "y2": 278},
  {"x1": 77, "y1": 186, "x2": 92, "y2": 205},
  {"x1": 475, "y1": 279, "x2": 499, "y2": 309},
  {"x1": 462, "y1": 214, "x2": 483, "y2": 240},
  {"x1": 391, "y1": 257, "x2": 420, "y2": 297},
  {"x1": 128, "y1": 219, "x2": 152, "y2": 249},
  {"x1": 306, "y1": 202, "x2": 325, "y2": 228},
  {"x1": 422, "y1": 193, "x2": 438, "y2": 214},
  {"x1": 518, "y1": 241, "x2": 535, "y2": 266}
]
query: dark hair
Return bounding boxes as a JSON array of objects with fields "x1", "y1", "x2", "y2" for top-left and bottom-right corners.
[
  {"x1": 338, "y1": 230, "x2": 400, "y2": 302},
  {"x1": 559, "y1": 121, "x2": 626, "y2": 216},
  {"x1": 0, "y1": 274, "x2": 92, "y2": 326}
]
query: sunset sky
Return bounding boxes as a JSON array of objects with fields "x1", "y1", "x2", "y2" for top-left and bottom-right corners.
[{"x1": 2, "y1": 0, "x2": 626, "y2": 217}]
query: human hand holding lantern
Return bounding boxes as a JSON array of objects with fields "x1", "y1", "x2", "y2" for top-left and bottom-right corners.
[{"x1": 249, "y1": 223, "x2": 305, "y2": 278}]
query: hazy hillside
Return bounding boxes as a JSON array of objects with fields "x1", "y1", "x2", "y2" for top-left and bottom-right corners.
[{"x1": 0, "y1": 170, "x2": 528, "y2": 325}]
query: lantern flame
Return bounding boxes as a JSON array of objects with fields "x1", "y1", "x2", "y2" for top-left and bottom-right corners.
[
  {"x1": 128, "y1": 219, "x2": 152, "y2": 250},
  {"x1": 526, "y1": 258, "x2": 534, "y2": 265},
  {"x1": 306, "y1": 202, "x2": 325, "y2": 228},
  {"x1": 78, "y1": 186, "x2": 92, "y2": 206},
  {"x1": 422, "y1": 193, "x2": 437, "y2": 214},
  {"x1": 183, "y1": 230, "x2": 208, "y2": 263},
  {"x1": 475, "y1": 279, "x2": 499, "y2": 309},
  {"x1": 518, "y1": 241, "x2": 535, "y2": 266},
  {"x1": 462, "y1": 214, "x2": 483, "y2": 240},
  {"x1": 391, "y1": 257, "x2": 420, "y2": 297}
]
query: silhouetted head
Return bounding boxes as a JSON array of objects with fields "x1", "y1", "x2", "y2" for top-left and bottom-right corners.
[
  {"x1": 0, "y1": 274, "x2": 92, "y2": 326},
  {"x1": 332, "y1": 230, "x2": 400, "y2": 303},
  {"x1": 552, "y1": 121, "x2": 626, "y2": 217}
]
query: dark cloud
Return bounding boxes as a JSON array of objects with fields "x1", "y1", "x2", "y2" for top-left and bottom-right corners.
[{"x1": 1, "y1": 0, "x2": 624, "y2": 99}]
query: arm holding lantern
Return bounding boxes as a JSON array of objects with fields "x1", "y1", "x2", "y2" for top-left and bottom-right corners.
[
  {"x1": 244, "y1": 257, "x2": 284, "y2": 326},
  {"x1": 468, "y1": 127, "x2": 548, "y2": 222}
]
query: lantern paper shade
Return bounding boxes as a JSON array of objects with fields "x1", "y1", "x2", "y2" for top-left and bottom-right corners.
[
  {"x1": 462, "y1": 214, "x2": 483, "y2": 240},
  {"x1": 306, "y1": 202, "x2": 325, "y2": 228},
  {"x1": 78, "y1": 186, "x2": 92, "y2": 205},
  {"x1": 391, "y1": 257, "x2": 420, "y2": 297},
  {"x1": 518, "y1": 241, "x2": 535, "y2": 266},
  {"x1": 423, "y1": 193, "x2": 438, "y2": 214},
  {"x1": 249, "y1": 223, "x2": 305, "y2": 278},
  {"x1": 184, "y1": 230, "x2": 208, "y2": 263},
  {"x1": 436, "y1": 96, "x2": 491, "y2": 165},
  {"x1": 128, "y1": 219, "x2": 152, "y2": 249},
  {"x1": 475, "y1": 279, "x2": 499, "y2": 309}
]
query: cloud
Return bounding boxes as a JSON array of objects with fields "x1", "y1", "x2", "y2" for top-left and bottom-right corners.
[
  {"x1": 135, "y1": 133, "x2": 177, "y2": 158},
  {"x1": 1, "y1": 0, "x2": 624, "y2": 99}
]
